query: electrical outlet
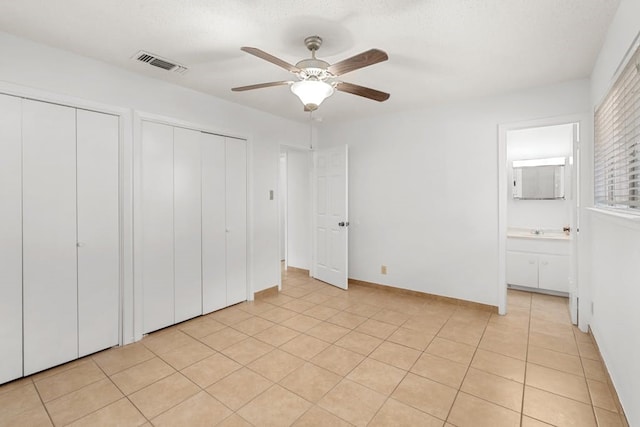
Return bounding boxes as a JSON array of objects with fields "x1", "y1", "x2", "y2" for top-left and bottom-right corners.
[{"x1": 381, "y1": 265, "x2": 387, "y2": 275}]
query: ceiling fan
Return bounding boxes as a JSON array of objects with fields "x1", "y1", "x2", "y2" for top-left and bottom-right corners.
[{"x1": 232, "y1": 35, "x2": 390, "y2": 111}]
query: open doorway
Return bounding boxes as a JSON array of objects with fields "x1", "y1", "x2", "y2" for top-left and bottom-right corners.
[
  {"x1": 278, "y1": 146, "x2": 312, "y2": 284},
  {"x1": 498, "y1": 118, "x2": 580, "y2": 325}
]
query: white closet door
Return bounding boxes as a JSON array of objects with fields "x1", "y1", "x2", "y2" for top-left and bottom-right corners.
[
  {"x1": 142, "y1": 121, "x2": 174, "y2": 333},
  {"x1": 201, "y1": 133, "x2": 227, "y2": 313},
  {"x1": 77, "y1": 109, "x2": 120, "y2": 357},
  {"x1": 173, "y1": 127, "x2": 202, "y2": 322},
  {"x1": 225, "y1": 138, "x2": 247, "y2": 305},
  {"x1": 0, "y1": 94, "x2": 23, "y2": 383},
  {"x1": 23, "y1": 100, "x2": 78, "y2": 375}
]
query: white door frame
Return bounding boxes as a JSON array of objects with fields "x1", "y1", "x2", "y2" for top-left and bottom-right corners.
[{"x1": 498, "y1": 114, "x2": 586, "y2": 319}]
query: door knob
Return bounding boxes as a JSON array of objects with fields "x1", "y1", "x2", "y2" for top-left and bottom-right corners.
[
  {"x1": 338, "y1": 222, "x2": 345, "y2": 227},
  {"x1": 338, "y1": 222, "x2": 350, "y2": 227}
]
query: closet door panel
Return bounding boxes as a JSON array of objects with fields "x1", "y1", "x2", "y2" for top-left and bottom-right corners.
[
  {"x1": 22, "y1": 100, "x2": 78, "y2": 375},
  {"x1": 77, "y1": 109, "x2": 120, "y2": 357},
  {"x1": 141, "y1": 121, "x2": 174, "y2": 333},
  {"x1": 173, "y1": 127, "x2": 202, "y2": 322},
  {"x1": 201, "y1": 133, "x2": 227, "y2": 313},
  {"x1": 225, "y1": 138, "x2": 247, "y2": 305},
  {"x1": 0, "y1": 94, "x2": 23, "y2": 383}
]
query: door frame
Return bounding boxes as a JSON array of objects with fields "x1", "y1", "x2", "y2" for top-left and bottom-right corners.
[{"x1": 498, "y1": 114, "x2": 587, "y2": 321}]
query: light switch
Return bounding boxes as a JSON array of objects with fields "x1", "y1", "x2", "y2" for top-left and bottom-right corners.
[{"x1": 269, "y1": 190, "x2": 274, "y2": 200}]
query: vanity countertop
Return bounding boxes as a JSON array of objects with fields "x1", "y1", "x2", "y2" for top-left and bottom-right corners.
[{"x1": 507, "y1": 228, "x2": 569, "y2": 241}]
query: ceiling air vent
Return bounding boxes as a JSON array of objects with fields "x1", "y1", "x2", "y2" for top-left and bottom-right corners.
[{"x1": 132, "y1": 51, "x2": 188, "y2": 74}]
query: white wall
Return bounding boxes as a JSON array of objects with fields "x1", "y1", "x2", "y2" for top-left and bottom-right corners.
[
  {"x1": 285, "y1": 148, "x2": 311, "y2": 270},
  {"x1": 587, "y1": 1, "x2": 640, "y2": 424},
  {"x1": 319, "y1": 79, "x2": 590, "y2": 306},
  {"x1": 507, "y1": 124, "x2": 573, "y2": 230},
  {"x1": 0, "y1": 31, "x2": 308, "y2": 343}
]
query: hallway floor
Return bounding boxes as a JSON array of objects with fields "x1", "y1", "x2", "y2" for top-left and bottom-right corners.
[{"x1": 0, "y1": 269, "x2": 628, "y2": 426}]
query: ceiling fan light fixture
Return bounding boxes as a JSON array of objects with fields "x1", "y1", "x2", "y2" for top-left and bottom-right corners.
[{"x1": 290, "y1": 80, "x2": 334, "y2": 110}]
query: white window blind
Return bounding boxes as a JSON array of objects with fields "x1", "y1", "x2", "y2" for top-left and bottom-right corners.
[{"x1": 594, "y1": 44, "x2": 640, "y2": 210}]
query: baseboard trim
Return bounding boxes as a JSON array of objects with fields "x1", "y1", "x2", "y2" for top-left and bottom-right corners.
[
  {"x1": 254, "y1": 285, "x2": 279, "y2": 299},
  {"x1": 348, "y1": 278, "x2": 498, "y2": 313}
]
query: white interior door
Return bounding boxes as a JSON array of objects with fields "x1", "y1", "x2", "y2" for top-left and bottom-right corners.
[
  {"x1": 23, "y1": 100, "x2": 78, "y2": 375},
  {"x1": 173, "y1": 127, "x2": 202, "y2": 322},
  {"x1": 569, "y1": 123, "x2": 579, "y2": 324},
  {"x1": 201, "y1": 133, "x2": 227, "y2": 313},
  {"x1": 225, "y1": 138, "x2": 248, "y2": 305},
  {"x1": 313, "y1": 145, "x2": 348, "y2": 289},
  {"x1": 141, "y1": 121, "x2": 174, "y2": 333},
  {"x1": 0, "y1": 94, "x2": 23, "y2": 383},
  {"x1": 77, "y1": 109, "x2": 120, "y2": 357}
]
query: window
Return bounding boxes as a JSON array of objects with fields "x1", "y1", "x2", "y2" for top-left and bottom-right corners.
[{"x1": 594, "y1": 44, "x2": 640, "y2": 211}]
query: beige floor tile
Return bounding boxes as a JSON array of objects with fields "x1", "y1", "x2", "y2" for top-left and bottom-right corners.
[
  {"x1": 578, "y1": 341, "x2": 602, "y2": 361},
  {"x1": 371, "y1": 309, "x2": 411, "y2": 326},
  {"x1": 478, "y1": 330, "x2": 528, "y2": 360},
  {"x1": 92, "y1": 342, "x2": 155, "y2": 375},
  {"x1": 281, "y1": 287, "x2": 315, "y2": 300},
  {"x1": 141, "y1": 329, "x2": 198, "y2": 355},
  {"x1": 471, "y1": 348, "x2": 525, "y2": 383},
  {"x1": 234, "y1": 300, "x2": 277, "y2": 316},
  {"x1": 67, "y1": 397, "x2": 146, "y2": 427},
  {"x1": 460, "y1": 367, "x2": 523, "y2": 411},
  {"x1": 370, "y1": 341, "x2": 420, "y2": 370},
  {"x1": 326, "y1": 311, "x2": 367, "y2": 328},
  {"x1": 181, "y1": 353, "x2": 241, "y2": 388},
  {"x1": 318, "y1": 379, "x2": 386, "y2": 426},
  {"x1": 151, "y1": 391, "x2": 232, "y2": 426},
  {"x1": 259, "y1": 293, "x2": 296, "y2": 307},
  {"x1": 0, "y1": 377, "x2": 33, "y2": 397},
  {"x1": 523, "y1": 385, "x2": 597, "y2": 427},
  {"x1": 281, "y1": 314, "x2": 323, "y2": 333},
  {"x1": 587, "y1": 379, "x2": 619, "y2": 412},
  {"x1": 217, "y1": 414, "x2": 253, "y2": 427},
  {"x1": 128, "y1": 372, "x2": 199, "y2": 419},
  {"x1": 159, "y1": 340, "x2": 215, "y2": 370},
  {"x1": 526, "y1": 363, "x2": 590, "y2": 404},
  {"x1": 280, "y1": 363, "x2": 342, "y2": 402},
  {"x1": 411, "y1": 352, "x2": 468, "y2": 388},
  {"x1": 259, "y1": 306, "x2": 301, "y2": 323},
  {"x1": 438, "y1": 319, "x2": 485, "y2": 346},
  {"x1": 247, "y1": 348, "x2": 305, "y2": 382},
  {"x1": 302, "y1": 292, "x2": 333, "y2": 304},
  {"x1": 1, "y1": 404, "x2": 53, "y2": 427},
  {"x1": 311, "y1": 345, "x2": 365, "y2": 376},
  {"x1": 46, "y1": 378, "x2": 123, "y2": 426},
  {"x1": 387, "y1": 327, "x2": 434, "y2": 351},
  {"x1": 582, "y1": 358, "x2": 608, "y2": 382},
  {"x1": 304, "y1": 305, "x2": 340, "y2": 320},
  {"x1": 530, "y1": 318, "x2": 574, "y2": 339},
  {"x1": 238, "y1": 385, "x2": 311, "y2": 427},
  {"x1": 346, "y1": 357, "x2": 406, "y2": 395},
  {"x1": 335, "y1": 331, "x2": 383, "y2": 355},
  {"x1": 521, "y1": 416, "x2": 554, "y2": 426},
  {"x1": 199, "y1": 328, "x2": 249, "y2": 351},
  {"x1": 306, "y1": 322, "x2": 351, "y2": 343},
  {"x1": 528, "y1": 345, "x2": 583, "y2": 376},
  {"x1": 594, "y1": 407, "x2": 625, "y2": 427},
  {"x1": 369, "y1": 398, "x2": 443, "y2": 427},
  {"x1": 35, "y1": 360, "x2": 105, "y2": 402},
  {"x1": 392, "y1": 373, "x2": 457, "y2": 420},
  {"x1": 402, "y1": 315, "x2": 448, "y2": 336},
  {"x1": 292, "y1": 405, "x2": 352, "y2": 426},
  {"x1": 209, "y1": 307, "x2": 254, "y2": 325},
  {"x1": 178, "y1": 317, "x2": 226, "y2": 338},
  {"x1": 110, "y1": 357, "x2": 175, "y2": 395},
  {"x1": 281, "y1": 334, "x2": 330, "y2": 360},
  {"x1": 448, "y1": 392, "x2": 520, "y2": 427},
  {"x1": 205, "y1": 367, "x2": 272, "y2": 411},
  {"x1": 529, "y1": 331, "x2": 579, "y2": 356},
  {"x1": 221, "y1": 337, "x2": 274, "y2": 365},
  {"x1": 281, "y1": 299, "x2": 317, "y2": 313},
  {"x1": 426, "y1": 337, "x2": 476, "y2": 365},
  {"x1": 231, "y1": 316, "x2": 276, "y2": 336},
  {"x1": 322, "y1": 296, "x2": 353, "y2": 310},
  {"x1": 253, "y1": 324, "x2": 301, "y2": 347},
  {"x1": 507, "y1": 290, "x2": 532, "y2": 308},
  {"x1": 344, "y1": 302, "x2": 382, "y2": 318},
  {"x1": 355, "y1": 318, "x2": 398, "y2": 339},
  {"x1": 0, "y1": 383, "x2": 44, "y2": 421}
]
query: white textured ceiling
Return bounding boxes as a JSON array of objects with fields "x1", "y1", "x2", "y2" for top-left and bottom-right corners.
[{"x1": 0, "y1": 0, "x2": 620, "y2": 123}]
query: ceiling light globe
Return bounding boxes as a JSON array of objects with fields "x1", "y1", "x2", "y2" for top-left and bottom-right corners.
[{"x1": 291, "y1": 80, "x2": 334, "y2": 110}]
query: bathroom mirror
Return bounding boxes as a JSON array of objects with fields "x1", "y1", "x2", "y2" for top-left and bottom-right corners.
[{"x1": 512, "y1": 158, "x2": 565, "y2": 200}]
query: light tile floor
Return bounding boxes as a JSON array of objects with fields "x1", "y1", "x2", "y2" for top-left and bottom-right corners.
[{"x1": 0, "y1": 269, "x2": 629, "y2": 426}]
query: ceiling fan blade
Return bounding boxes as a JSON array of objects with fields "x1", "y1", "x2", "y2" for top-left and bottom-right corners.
[
  {"x1": 328, "y1": 49, "x2": 388, "y2": 76},
  {"x1": 241, "y1": 47, "x2": 300, "y2": 73},
  {"x1": 231, "y1": 81, "x2": 292, "y2": 91},
  {"x1": 335, "y1": 82, "x2": 390, "y2": 102}
]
